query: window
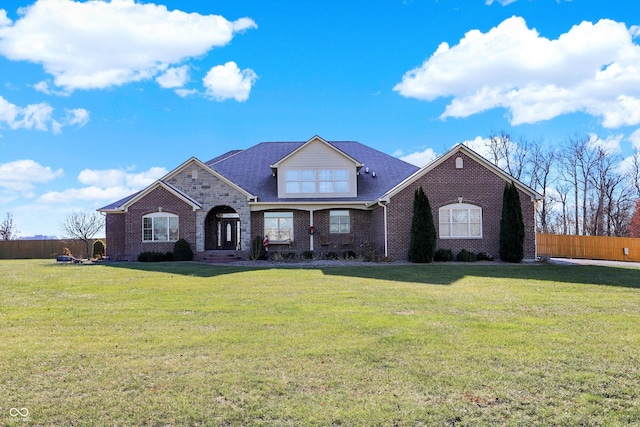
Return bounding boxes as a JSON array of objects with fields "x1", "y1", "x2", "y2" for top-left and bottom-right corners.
[
  {"x1": 264, "y1": 212, "x2": 294, "y2": 242},
  {"x1": 143, "y1": 213, "x2": 179, "y2": 242},
  {"x1": 330, "y1": 210, "x2": 350, "y2": 233},
  {"x1": 439, "y1": 204, "x2": 482, "y2": 238},
  {"x1": 285, "y1": 168, "x2": 350, "y2": 194}
]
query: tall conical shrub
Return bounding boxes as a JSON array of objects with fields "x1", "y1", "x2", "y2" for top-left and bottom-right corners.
[
  {"x1": 408, "y1": 186, "x2": 437, "y2": 263},
  {"x1": 499, "y1": 181, "x2": 525, "y2": 263}
]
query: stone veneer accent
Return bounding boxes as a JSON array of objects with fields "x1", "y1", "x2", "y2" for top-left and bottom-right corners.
[
  {"x1": 386, "y1": 152, "x2": 537, "y2": 261},
  {"x1": 166, "y1": 164, "x2": 252, "y2": 254}
]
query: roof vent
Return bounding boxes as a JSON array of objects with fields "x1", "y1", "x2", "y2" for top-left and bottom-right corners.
[{"x1": 372, "y1": 171, "x2": 376, "y2": 178}]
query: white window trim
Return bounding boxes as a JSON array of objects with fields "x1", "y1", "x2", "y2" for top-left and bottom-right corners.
[
  {"x1": 285, "y1": 168, "x2": 350, "y2": 195},
  {"x1": 329, "y1": 210, "x2": 350, "y2": 234},
  {"x1": 264, "y1": 212, "x2": 294, "y2": 243},
  {"x1": 142, "y1": 212, "x2": 179, "y2": 242},
  {"x1": 439, "y1": 203, "x2": 482, "y2": 239}
]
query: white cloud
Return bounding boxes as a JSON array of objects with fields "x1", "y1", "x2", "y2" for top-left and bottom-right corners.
[
  {"x1": 587, "y1": 133, "x2": 623, "y2": 154},
  {"x1": 630, "y1": 129, "x2": 640, "y2": 151},
  {"x1": 394, "y1": 17, "x2": 640, "y2": 128},
  {"x1": 485, "y1": 0, "x2": 517, "y2": 5},
  {"x1": 203, "y1": 61, "x2": 258, "y2": 102},
  {"x1": 38, "y1": 186, "x2": 134, "y2": 204},
  {"x1": 0, "y1": 159, "x2": 64, "y2": 195},
  {"x1": 156, "y1": 65, "x2": 190, "y2": 89},
  {"x1": 0, "y1": 9, "x2": 11, "y2": 27},
  {"x1": 0, "y1": 95, "x2": 89, "y2": 132},
  {"x1": 399, "y1": 148, "x2": 437, "y2": 167},
  {"x1": 461, "y1": 136, "x2": 493, "y2": 159},
  {"x1": 0, "y1": 0, "x2": 257, "y2": 91},
  {"x1": 78, "y1": 166, "x2": 167, "y2": 188}
]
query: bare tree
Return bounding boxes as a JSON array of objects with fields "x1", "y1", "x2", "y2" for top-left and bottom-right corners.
[
  {"x1": 0, "y1": 212, "x2": 19, "y2": 240},
  {"x1": 60, "y1": 211, "x2": 104, "y2": 259},
  {"x1": 529, "y1": 142, "x2": 556, "y2": 233},
  {"x1": 487, "y1": 131, "x2": 531, "y2": 181}
]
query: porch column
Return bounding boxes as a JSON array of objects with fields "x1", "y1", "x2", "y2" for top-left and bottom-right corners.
[{"x1": 309, "y1": 210, "x2": 314, "y2": 251}]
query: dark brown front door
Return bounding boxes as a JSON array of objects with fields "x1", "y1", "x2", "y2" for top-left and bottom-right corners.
[{"x1": 220, "y1": 218, "x2": 238, "y2": 250}]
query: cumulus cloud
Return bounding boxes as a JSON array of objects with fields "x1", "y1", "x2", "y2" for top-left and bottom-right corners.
[
  {"x1": 394, "y1": 17, "x2": 640, "y2": 128},
  {"x1": 203, "y1": 61, "x2": 258, "y2": 102},
  {"x1": 0, "y1": 0, "x2": 257, "y2": 92},
  {"x1": 630, "y1": 129, "x2": 640, "y2": 151},
  {"x1": 38, "y1": 165, "x2": 169, "y2": 204},
  {"x1": 485, "y1": 0, "x2": 517, "y2": 5},
  {"x1": 77, "y1": 166, "x2": 167, "y2": 188},
  {"x1": 0, "y1": 159, "x2": 64, "y2": 195},
  {"x1": 156, "y1": 65, "x2": 190, "y2": 89},
  {"x1": 0, "y1": 95, "x2": 89, "y2": 133},
  {"x1": 399, "y1": 147, "x2": 438, "y2": 167}
]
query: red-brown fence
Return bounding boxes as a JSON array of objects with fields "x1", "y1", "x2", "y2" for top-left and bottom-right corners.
[
  {"x1": 536, "y1": 233, "x2": 640, "y2": 262},
  {"x1": 0, "y1": 239, "x2": 103, "y2": 260}
]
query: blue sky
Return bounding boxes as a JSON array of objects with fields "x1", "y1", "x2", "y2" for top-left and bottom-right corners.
[{"x1": 1, "y1": 0, "x2": 639, "y2": 237}]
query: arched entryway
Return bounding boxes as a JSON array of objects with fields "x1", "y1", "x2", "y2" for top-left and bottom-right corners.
[{"x1": 205, "y1": 206, "x2": 240, "y2": 250}]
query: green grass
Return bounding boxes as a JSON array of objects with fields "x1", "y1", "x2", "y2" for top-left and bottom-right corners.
[{"x1": 1, "y1": 260, "x2": 639, "y2": 426}]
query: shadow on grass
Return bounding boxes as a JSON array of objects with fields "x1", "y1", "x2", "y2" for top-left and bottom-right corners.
[{"x1": 101, "y1": 261, "x2": 640, "y2": 289}]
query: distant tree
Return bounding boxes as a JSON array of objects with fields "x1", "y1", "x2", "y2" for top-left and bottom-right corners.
[
  {"x1": 630, "y1": 199, "x2": 640, "y2": 238},
  {"x1": 499, "y1": 182, "x2": 525, "y2": 263},
  {"x1": 60, "y1": 211, "x2": 104, "y2": 260},
  {"x1": 408, "y1": 186, "x2": 437, "y2": 263},
  {"x1": 0, "y1": 212, "x2": 19, "y2": 240}
]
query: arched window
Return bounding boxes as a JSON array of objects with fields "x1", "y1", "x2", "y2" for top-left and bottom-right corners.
[
  {"x1": 142, "y1": 213, "x2": 179, "y2": 242},
  {"x1": 439, "y1": 203, "x2": 482, "y2": 238}
]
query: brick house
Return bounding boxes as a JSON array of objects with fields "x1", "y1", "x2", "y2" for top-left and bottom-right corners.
[{"x1": 98, "y1": 135, "x2": 541, "y2": 261}]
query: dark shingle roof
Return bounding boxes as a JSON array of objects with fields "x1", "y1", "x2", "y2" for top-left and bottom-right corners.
[{"x1": 205, "y1": 141, "x2": 418, "y2": 202}]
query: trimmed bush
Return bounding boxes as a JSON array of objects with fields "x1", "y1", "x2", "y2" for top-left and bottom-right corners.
[
  {"x1": 500, "y1": 181, "x2": 525, "y2": 263},
  {"x1": 138, "y1": 251, "x2": 172, "y2": 262},
  {"x1": 325, "y1": 252, "x2": 339, "y2": 260},
  {"x1": 434, "y1": 249, "x2": 454, "y2": 262},
  {"x1": 343, "y1": 250, "x2": 357, "y2": 259},
  {"x1": 249, "y1": 235, "x2": 268, "y2": 260},
  {"x1": 173, "y1": 238, "x2": 193, "y2": 261},
  {"x1": 456, "y1": 249, "x2": 476, "y2": 262},
  {"x1": 476, "y1": 252, "x2": 494, "y2": 261},
  {"x1": 408, "y1": 186, "x2": 437, "y2": 263},
  {"x1": 302, "y1": 250, "x2": 314, "y2": 260},
  {"x1": 92, "y1": 240, "x2": 106, "y2": 258}
]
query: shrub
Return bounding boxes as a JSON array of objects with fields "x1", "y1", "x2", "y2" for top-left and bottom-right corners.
[
  {"x1": 456, "y1": 249, "x2": 476, "y2": 262},
  {"x1": 92, "y1": 240, "x2": 106, "y2": 258},
  {"x1": 138, "y1": 251, "x2": 172, "y2": 262},
  {"x1": 249, "y1": 235, "x2": 267, "y2": 260},
  {"x1": 325, "y1": 252, "x2": 339, "y2": 260},
  {"x1": 500, "y1": 181, "x2": 525, "y2": 263},
  {"x1": 343, "y1": 250, "x2": 357, "y2": 259},
  {"x1": 434, "y1": 249, "x2": 453, "y2": 262},
  {"x1": 476, "y1": 252, "x2": 494, "y2": 261},
  {"x1": 408, "y1": 186, "x2": 437, "y2": 263},
  {"x1": 173, "y1": 238, "x2": 193, "y2": 261},
  {"x1": 302, "y1": 250, "x2": 314, "y2": 260}
]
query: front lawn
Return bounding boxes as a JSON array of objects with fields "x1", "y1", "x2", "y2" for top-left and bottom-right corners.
[{"x1": 1, "y1": 260, "x2": 639, "y2": 426}]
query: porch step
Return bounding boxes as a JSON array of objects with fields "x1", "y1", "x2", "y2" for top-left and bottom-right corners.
[{"x1": 200, "y1": 251, "x2": 245, "y2": 264}]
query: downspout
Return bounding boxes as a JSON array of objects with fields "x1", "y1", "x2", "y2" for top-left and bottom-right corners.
[
  {"x1": 377, "y1": 200, "x2": 388, "y2": 258},
  {"x1": 309, "y1": 209, "x2": 314, "y2": 251}
]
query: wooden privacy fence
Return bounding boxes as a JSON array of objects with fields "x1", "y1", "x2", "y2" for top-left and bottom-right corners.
[
  {"x1": 537, "y1": 233, "x2": 640, "y2": 262},
  {"x1": 0, "y1": 239, "x2": 103, "y2": 260}
]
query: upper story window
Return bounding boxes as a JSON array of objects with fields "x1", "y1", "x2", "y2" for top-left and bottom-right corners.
[
  {"x1": 285, "y1": 168, "x2": 350, "y2": 194},
  {"x1": 143, "y1": 213, "x2": 179, "y2": 242},
  {"x1": 439, "y1": 204, "x2": 482, "y2": 239}
]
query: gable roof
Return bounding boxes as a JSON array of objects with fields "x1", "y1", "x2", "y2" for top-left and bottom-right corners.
[
  {"x1": 269, "y1": 135, "x2": 364, "y2": 170},
  {"x1": 98, "y1": 181, "x2": 202, "y2": 213},
  {"x1": 206, "y1": 139, "x2": 419, "y2": 203},
  {"x1": 382, "y1": 143, "x2": 543, "y2": 202}
]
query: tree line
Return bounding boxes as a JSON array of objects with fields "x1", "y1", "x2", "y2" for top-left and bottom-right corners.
[{"x1": 475, "y1": 131, "x2": 640, "y2": 237}]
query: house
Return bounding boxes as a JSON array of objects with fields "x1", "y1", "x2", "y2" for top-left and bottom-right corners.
[{"x1": 98, "y1": 135, "x2": 541, "y2": 261}]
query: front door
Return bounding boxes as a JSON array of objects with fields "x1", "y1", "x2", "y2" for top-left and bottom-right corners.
[{"x1": 220, "y1": 218, "x2": 238, "y2": 250}]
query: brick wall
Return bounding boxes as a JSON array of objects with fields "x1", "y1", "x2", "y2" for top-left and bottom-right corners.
[
  {"x1": 387, "y1": 152, "x2": 537, "y2": 261},
  {"x1": 251, "y1": 208, "x2": 375, "y2": 254},
  {"x1": 121, "y1": 186, "x2": 197, "y2": 261},
  {"x1": 105, "y1": 213, "x2": 125, "y2": 260}
]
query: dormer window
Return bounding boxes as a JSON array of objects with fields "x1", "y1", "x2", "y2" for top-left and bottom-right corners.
[{"x1": 285, "y1": 168, "x2": 350, "y2": 195}]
